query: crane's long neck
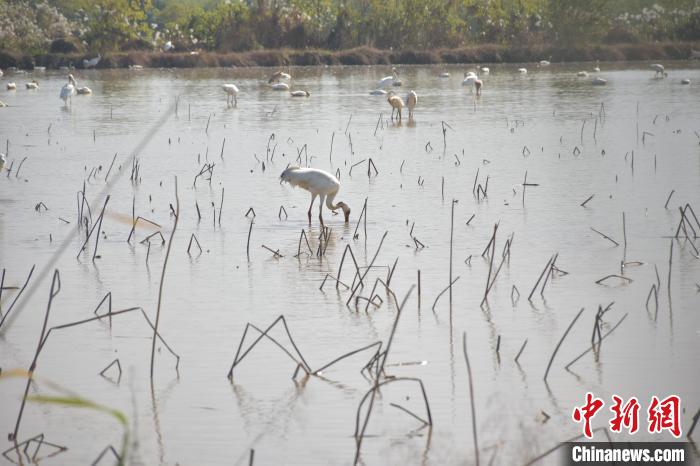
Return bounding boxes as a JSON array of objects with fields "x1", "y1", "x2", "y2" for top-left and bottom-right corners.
[{"x1": 325, "y1": 192, "x2": 351, "y2": 222}]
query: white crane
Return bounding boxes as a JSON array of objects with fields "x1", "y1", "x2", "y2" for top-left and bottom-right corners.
[
  {"x1": 222, "y1": 84, "x2": 239, "y2": 106},
  {"x1": 280, "y1": 166, "x2": 351, "y2": 225}
]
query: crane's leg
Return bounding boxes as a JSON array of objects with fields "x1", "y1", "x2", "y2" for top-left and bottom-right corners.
[
  {"x1": 398, "y1": 108, "x2": 402, "y2": 122},
  {"x1": 308, "y1": 193, "x2": 317, "y2": 223},
  {"x1": 318, "y1": 194, "x2": 326, "y2": 227},
  {"x1": 234, "y1": 94, "x2": 237, "y2": 106}
]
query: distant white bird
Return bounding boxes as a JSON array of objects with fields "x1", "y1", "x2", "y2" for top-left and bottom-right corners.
[
  {"x1": 481, "y1": 66, "x2": 490, "y2": 74},
  {"x1": 518, "y1": 68, "x2": 527, "y2": 74},
  {"x1": 7, "y1": 82, "x2": 17, "y2": 90},
  {"x1": 34, "y1": 66, "x2": 46, "y2": 71},
  {"x1": 651, "y1": 64, "x2": 667, "y2": 78},
  {"x1": 76, "y1": 86, "x2": 92, "y2": 95},
  {"x1": 163, "y1": 41, "x2": 174, "y2": 52},
  {"x1": 577, "y1": 71, "x2": 589, "y2": 77},
  {"x1": 593, "y1": 60, "x2": 601, "y2": 72},
  {"x1": 268, "y1": 71, "x2": 291, "y2": 83},
  {"x1": 0, "y1": 68, "x2": 3, "y2": 78},
  {"x1": 592, "y1": 77, "x2": 607, "y2": 86},
  {"x1": 0, "y1": 100, "x2": 6, "y2": 108},
  {"x1": 83, "y1": 54, "x2": 101, "y2": 69},
  {"x1": 462, "y1": 72, "x2": 478, "y2": 88},
  {"x1": 377, "y1": 67, "x2": 399, "y2": 88},
  {"x1": 539, "y1": 59, "x2": 551, "y2": 67},
  {"x1": 387, "y1": 91, "x2": 404, "y2": 121},
  {"x1": 438, "y1": 72, "x2": 450, "y2": 78},
  {"x1": 271, "y1": 82, "x2": 290, "y2": 91},
  {"x1": 290, "y1": 90, "x2": 310, "y2": 97},
  {"x1": 406, "y1": 90, "x2": 417, "y2": 119},
  {"x1": 26, "y1": 80, "x2": 39, "y2": 89},
  {"x1": 280, "y1": 166, "x2": 351, "y2": 225},
  {"x1": 222, "y1": 83, "x2": 239, "y2": 106},
  {"x1": 474, "y1": 79, "x2": 483, "y2": 95},
  {"x1": 0, "y1": 153, "x2": 6, "y2": 171},
  {"x1": 369, "y1": 89, "x2": 387, "y2": 95},
  {"x1": 129, "y1": 65, "x2": 144, "y2": 70},
  {"x1": 681, "y1": 78, "x2": 691, "y2": 85},
  {"x1": 60, "y1": 74, "x2": 76, "y2": 106}
]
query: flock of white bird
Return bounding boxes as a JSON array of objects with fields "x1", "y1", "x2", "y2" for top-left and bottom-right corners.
[
  {"x1": 0, "y1": 60, "x2": 694, "y2": 225},
  {"x1": 0, "y1": 60, "x2": 690, "y2": 112}
]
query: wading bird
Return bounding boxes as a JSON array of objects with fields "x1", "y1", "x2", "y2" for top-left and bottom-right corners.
[
  {"x1": 26, "y1": 80, "x2": 39, "y2": 89},
  {"x1": 369, "y1": 89, "x2": 387, "y2": 96},
  {"x1": 77, "y1": 86, "x2": 92, "y2": 95},
  {"x1": 681, "y1": 78, "x2": 691, "y2": 85},
  {"x1": 438, "y1": 72, "x2": 450, "y2": 78},
  {"x1": 593, "y1": 60, "x2": 601, "y2": 72},
  {"x1": 462, "y1": 72, "x2": 478, "y2": 90},
  {"x1": 7, "y1": 82, "x2": 16, "y2": 90},
  {"x1": 518, "y1": 68, "x2": 527, "y2": 74},
  {"x1": 406, "y1": 90, "x2": 417, "y2": 119},
  {"x1": 222, "y1": 83, "x2": 239, "y2": 106},
  {"x1": 0, "y1": 153, "x2": 6, "y2": 171},
  {"x1": 651, "y1": 64, "x2": 667, "y2": 78},
  {"x1": 290, "y1": 90, "x2": 310, "y2": 97},
  {"x1": 268, "y1": 71, "x2": 291, "y2": 83},
  {"x1": 577, "y1": 71, "x2": 589, "y2": 77},
  {"x1": 280, "y1": 166, "x2": 351, "y2": 225},
  {"x1": 481, "y1": 66, "x2": 490, "y2": 74},
  {"x1": 60, "y1": 74, "x2": 76, "y2": 106},
  {"x1": 387, "y1": 91, "x2": 404, "y2": 121},
  {"x1": 271, "y1": 82, "x2": 290, "y2": 91},
  {"x1": 592, "y1": 77, "x2": 607, "y2": 86},
  {"x1": 83, "y1": 54, "x2": 101, "y2": 69},
  {"x1": 377, "y1": 67, "x2": 400, "y2": 88},
  {"x1": 0, "y1": 101, "x2": 6, "y2": 108},
  {"x1": 474, "y1": 79, "x2": 483, "y2": 95}
]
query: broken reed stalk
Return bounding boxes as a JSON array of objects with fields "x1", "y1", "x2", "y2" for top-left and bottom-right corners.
[
  {"x1": 336, "y1": 245, "x2": 363, "y2": 289},
  {"x1": 218, "y1": 188, "x2": 224, "y2": 226},
  {"x1": 354, "y1": 288, "x2": 425, "y2": 464},
  {"x1": 665, "y1": 190, "x2": 675, "y2": 209},
  {"x1": 449, "y1": 199, "x2": 456, "y2": 306},
  {"x1": 352, "y1": 198, "x2": 368, "y2": 240},
  {"x1": 346, "y1": 232, "x2": 388, "y2": 307},
  {"x1": 91, "y1": 196, "x2": 110, "y2": 261},
  {"x1": 565, "y1": 313, "x2": 628, "y2": 369},
  {"x1": 417, "y1": 269, "x2": 421, "y2": 309},
  {"x1": 246, "y1": 220, "x2": 253, "y2": 260},
  {"x1": 150, "y1": 177, "x2": 179, "y2": 380},
  {"x1": 432, "y1": 277, "x2": 460, "y2": 312},
  {"x1": 76, "y1": 195, "x2": 109, "y2": 259},
  {"x1": 187, "y1": 234, "x2": 202, "y2": 255},
  {"x1": 11, "y1": 269, "x2": 61, "y2": 441},
  {"x1": 528, "y1": 254, "x2": 555, "y2": 301},
  {"x1": 543, "y1": 308, "x2": 584, "y2": 382},
  {"x1": 105, "y1": 153, "x2": 117, "y2": 182},
  {"x1": 688, "y1": 408, "x2": 700, "y2": 438},
  {"x1": 515, "y1": 339, "x2": 528, "y2": 363},
  {"x1": 0, "y1": 265, "x2": 36, "y2": 331},
  {"x1": 590, "y1": 227, "x2": 620, "y2": 246},
  {"x1": 227, "y1": 315, "x2": 313, "y2": 379},
  {"x1": 462, "y1": 332, "x2": 480, "y2": 466},
  {"x1": 329, "y1": 131, "x2": 334, "y2": 163},
  {"x1": 580, "y1": 195, "x2": 594, "y2": 207}
]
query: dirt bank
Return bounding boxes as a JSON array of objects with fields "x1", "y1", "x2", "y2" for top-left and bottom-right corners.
[{"x1": 1, "y1": 42, "x2": 698, "y2": 70}]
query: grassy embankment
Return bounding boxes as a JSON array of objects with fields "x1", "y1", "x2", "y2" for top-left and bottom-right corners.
[{"x1": 1, "y1": 42, "x2": 699, "y2": 69}]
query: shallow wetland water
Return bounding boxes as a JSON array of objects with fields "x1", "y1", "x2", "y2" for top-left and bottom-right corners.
[{"x1": 0, "y1": 62, "x2": 699, "y2": 465}]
